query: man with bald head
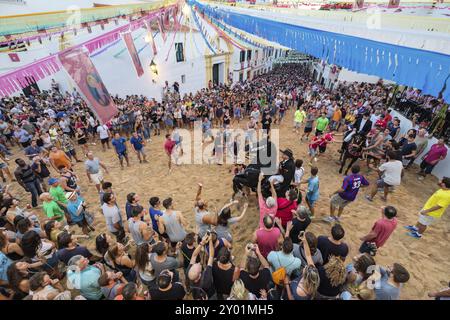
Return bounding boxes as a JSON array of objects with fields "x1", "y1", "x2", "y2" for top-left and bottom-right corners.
[{"x1": 187, "y1": 234, "x2": 216, "y2": 299}]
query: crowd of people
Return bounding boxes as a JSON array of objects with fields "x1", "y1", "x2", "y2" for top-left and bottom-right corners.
[{"x1": 0, "y1": 63, "x2": 449, "y2": 300}]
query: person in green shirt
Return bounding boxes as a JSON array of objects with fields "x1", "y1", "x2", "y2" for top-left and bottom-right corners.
[
  {"x1": 40, "y1": 192, "x2": 65, "y2": 222},
  {"x1": 315, "y1": 112, "x2": 329, "y2": 136},
  {"x1": 294, "y1": 106, "x2": 307, "y2": 134},
  {"x1": 48, "y1": 177, "x2": 68, "y2": 209}
]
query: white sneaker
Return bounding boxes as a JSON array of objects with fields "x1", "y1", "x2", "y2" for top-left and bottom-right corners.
[{"x1": 322, "y1": 216, "x2": 335, "y2": 223}]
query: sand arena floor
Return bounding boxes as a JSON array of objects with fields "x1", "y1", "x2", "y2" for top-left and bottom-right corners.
[{"x1": 7, "y1": 110, "x2": 449, "y2": 299}]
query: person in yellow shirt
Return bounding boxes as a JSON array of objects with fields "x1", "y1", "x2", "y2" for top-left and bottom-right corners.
[
  {"x1": 330, "y1": 107, "x2": 342, "y2": 131},
  {"x1": 345, "y1": 108, "x2": 357, "y2": 126},
  {"x1": 293, "y1": 106, "x2": 306, "y2": 134},
  {"x1": 405, "y1": 177, "x2": 450, "y2": 238}
]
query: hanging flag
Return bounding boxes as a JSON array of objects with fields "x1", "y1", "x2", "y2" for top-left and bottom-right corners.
[
  {"x1": 388, "y1": 0, "x2": 400, "y2": 8},
  {"x1": 353, "y1": 0, "x2": 364, "y2": 9},
  {"x1": 58, "y1": 47, "x2": 118, "y2": 124},
  {"x1": 122, "y1": 32, "x2": 144, "y2": 77},
  {"x1": 163, "y1": 9, "x2": 171, "y2": 28},
  {"x1": 144, "y1": 20, "x2": 157, "y2": 56},
  {"x1": 8, "y1": 53, "x2": 20, "y2": 62},
  {"x1": 157, "y1": 15, "x2": 167, "y2": 42},
  {"x1": 173, "y1": 6, "x2": 179, "y2": 28}
]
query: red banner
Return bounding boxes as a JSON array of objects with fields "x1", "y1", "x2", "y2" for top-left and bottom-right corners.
[
  {"x1": 163, "y1": 9, "x2": 171, "y2": 28},
  {"x1": 353, "y1": 0, "x2": 364, "y2": 9},
  {"x1": 388, "y1": 0, "x2": 400, "y2": 8},
  {"x1": 58, "y1": 48, "x2": 117, "y2": 124},
  {"x1": 8, "y1": 53, "x2": 20, "y2": 62},
  {"x1": 172, "y1": 6, "x2": 179, "y2": 28},
  {"x1": 122, "y1": 32, "x2": 144, "y2": 77},
  {"x1": 144, "y1": 20, "x2": 157, "y2": 56}
]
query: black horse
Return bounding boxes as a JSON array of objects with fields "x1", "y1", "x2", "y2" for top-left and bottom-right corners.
[
  {"x1": 339, "y1": 133, "x2": 366, "y2": 175},
  {"x1": 232, "y1": 137, "x2": 291, "y2": 198}
]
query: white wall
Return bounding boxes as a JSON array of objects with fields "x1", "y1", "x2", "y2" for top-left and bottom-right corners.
[
  {"x1": 338, "y1": 67, "x2": 381, "y2": 84},
  {"x1": 1, "y1": 7, "x2": 258, "y2": 100}
]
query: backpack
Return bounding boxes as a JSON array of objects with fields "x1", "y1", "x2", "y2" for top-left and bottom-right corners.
[{"x1": 271, "y1": 252, "x2": 295, "y2": 286}]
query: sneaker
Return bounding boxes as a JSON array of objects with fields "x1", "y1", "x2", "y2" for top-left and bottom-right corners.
[
  {"x1": 406, "y1": 231, "x2": 422, "y2": 239},
  {"x1": 365, "y1": 195, "x2": 373, "y2": 202},
  {"x1": 322, "y1": 216, "x2": 335, "y2": 223},
  {"x1": 334, "y1": 216, "x2": 341, "y2": 223},
  {"x1": 417, "y1": 176, "x2": 424, "y2": 181},
  {"x1": 404, "y1": 225, "x2": 418, "y2": 232}
]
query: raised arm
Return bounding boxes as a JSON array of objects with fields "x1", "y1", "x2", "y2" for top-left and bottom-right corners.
[
  {"x1": 234, "y1": 202, "x2": 249, "y2": 222},
  {"x1": 283, "y1": 275, "x2": 294, "y2": 300},
  {"x1": 274, "y1": 218, "x2": 285, "y2": 235},
  {"x1": 207, "y1": 237, "x2": 214, "y2": 266},
  {"x1": 299, "y1": 233, "x2": 315, "y2": 266},
  {"x1": 257, "y1": 172, "x2": 264, "y2": 197},
  {"x1": 254, "y1": 245, "x2": 270, "y2": 269},
  {"x1": 269, "y1": 179, "x2": 277, "y2": 201},
  {"x1": 190, "y1": 235, "x2": 208, "y2": 265},
  {"x1": 195, "y1": 183, "x2": 203, "y2": 202}
]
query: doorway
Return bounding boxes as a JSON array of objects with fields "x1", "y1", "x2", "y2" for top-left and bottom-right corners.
[
  {"x1": 212, "y1": 62, "x2": 224, "y2": 85},
  {"x1": 22, "y1": 76, "x2": 40, "y2": 97}
]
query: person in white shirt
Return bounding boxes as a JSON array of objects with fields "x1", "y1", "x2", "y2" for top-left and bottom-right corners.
[
  {"x1": 43, "y1": 107, "x2": 56, "y2": 119},
  {"x1": 97, "y1": 124, "x2": 111, "y2": 151},
  {"x1": 293, "y1": 159, "x2": 305, "y2": 187},
  {"x1": 365, "y1": 151, "x2": 403, "y2": 202}
]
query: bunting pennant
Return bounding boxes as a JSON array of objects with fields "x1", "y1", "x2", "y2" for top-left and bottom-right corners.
[
  {"x1": 58, "y1": 47, "x2": 118, "y2": 124},
  {"x1": 163, "y1": 9, "x2": 171, "y2": 28},
  {"x1": 122, "y1": 32, "x2": 144, "y2": 77},
  {"x1": 191, "y1": 0, "x2": 450, "y2": 102},
  {"x1": 165, "y1": 12, "x2": 183, "y2": 62},
  {"x1": 0, "y1": 6, "x2": 175, "y2": 97},
  {"x1": 157, "y1": 15, "x2": 167, "y2": 42},
  {"x1": 0, "y1": 55, "x2": 60, "y2": 97},
  {"x1": 172, "y1": 6, "x2": 179, "y2": 28},
  {"x1": 144, "y1": 20, "x2": 158, "y2": 55}
]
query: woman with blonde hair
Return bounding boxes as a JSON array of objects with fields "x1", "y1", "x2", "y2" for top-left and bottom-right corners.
[
  {"x1": 317, "y1": 255, "x2": 347, "y2": 299},
  {"x1": 227, "y1": 279, "x2": 267, "y2": 300},
  {"x1": 283, "y1": 232, "x2": 320, "y2": 300}
]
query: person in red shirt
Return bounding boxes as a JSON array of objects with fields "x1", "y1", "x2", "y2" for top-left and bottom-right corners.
[
  {"x1": 384, "y1": 109, "x2": 393, "y2": 126},
  {"x1": 317, "y1": 132, "x2": 335, "y2": 159},
  {"x1": 418, "y1": 138, "x2": 448, "y2": 180},
  {"x1": 359, "y1": 206, "x2": 397, "y2": 255},
  {"x1": 275, "y1": 188, "x2": 298, "y2": 228},
  {"x1": 308, "y1": 134, "x2": 322, "y2": 164},
  {"x1": 164, "y1": 133, "x2": 176, "y2": 173}
]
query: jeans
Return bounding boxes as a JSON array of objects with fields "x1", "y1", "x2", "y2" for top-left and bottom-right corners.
[
  {"x1": 142, "y1": 126, "x2": 151, "y2": 139},
  {"x1": 420, "y1": 159, "x2": 435, "y2": 174},
  {"x1": 24, "y1": 180, "x2": 43, "y2": 207}
]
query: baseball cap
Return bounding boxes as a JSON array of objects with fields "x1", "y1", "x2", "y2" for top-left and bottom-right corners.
[{"x1": 48, "y1": 177, "x2": 59, "y2": 185}]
